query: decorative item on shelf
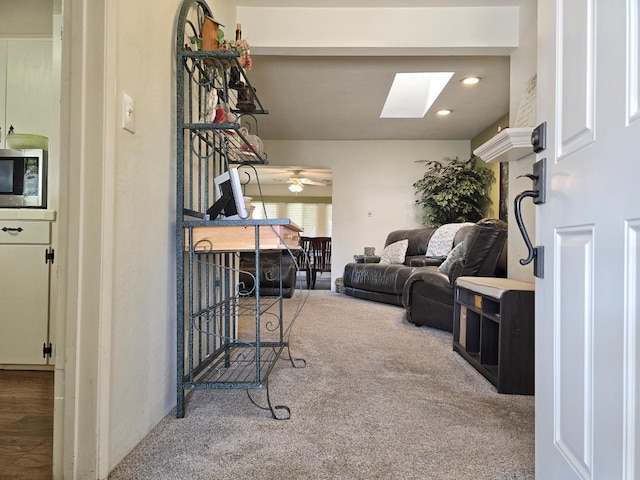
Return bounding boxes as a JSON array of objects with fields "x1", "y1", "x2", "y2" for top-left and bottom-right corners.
[
  {"x1": 190, "y1": 17, "x2": 252, "y2": 72},
  {"x1": 217, "y1": 22, "x2": 252, "y2": 70},
  {"x1": 243, "y1": 196, "x2": 255, "y2": 219},
  {"x1": 202, "y1": 88, "x2": 218, "y2": 123},
  {"x1": 229, "y1": 67, "x2": 244, "y2": 89},
  {"x1": 199, "y1": 15, "x2": 224, "y2": 65},
  {"x1": 212, "y1": 102, "x2": 237, "y2": 125},
  {"x1": 236, "y1": 86, "x2": 256, "y2": 111},
  {"x1": 240, "y1": 134, "x2": 263, "y2": 157},
  {"x1": 364, "y1": 246, "x2": 376, "y2": 256}
]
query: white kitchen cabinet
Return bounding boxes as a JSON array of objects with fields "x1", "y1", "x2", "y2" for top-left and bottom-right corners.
[
  {"x1": 0, "y1": 42, "x2": 5, "y2": 145},
  {"x1": 0, "y1": 216, "x2": 54, "y2": 365},
  {"x1": 0, "y1": 39, "x2": 52, "y2": 148}
]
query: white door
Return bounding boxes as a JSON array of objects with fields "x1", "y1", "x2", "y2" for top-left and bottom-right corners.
[{"x1": 536, "y1": 0, "x2": 640, "y2": 478}]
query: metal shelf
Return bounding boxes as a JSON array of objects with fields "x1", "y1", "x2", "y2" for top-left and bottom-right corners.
[{"x1": 175, "y1": 0, "x2": 304, "y2": 420}]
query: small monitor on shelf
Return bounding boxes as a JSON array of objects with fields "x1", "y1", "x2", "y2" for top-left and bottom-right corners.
[{"x1": 207, "y1": 167, "x2": 248, "y2": 220}]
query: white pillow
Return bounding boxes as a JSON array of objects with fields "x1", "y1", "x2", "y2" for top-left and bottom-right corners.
[
  {"x1": 379, "y1": 239, "x2": 409, "y2": 265},
  {"x1": 438, "y1": 241, "x2": 467, "y2": 274},
  {"x1": 426, "y1": 222, "x2": 474, "y2": 257}
]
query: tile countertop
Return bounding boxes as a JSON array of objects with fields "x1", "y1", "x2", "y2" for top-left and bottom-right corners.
[{"x1": 0, "y1": 209, "x2": 56, "y2": 221}]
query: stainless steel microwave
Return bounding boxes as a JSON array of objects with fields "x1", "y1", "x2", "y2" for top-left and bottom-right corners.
[{"x1": 0, "y1": 149, "x2": 47, "y2": 208}]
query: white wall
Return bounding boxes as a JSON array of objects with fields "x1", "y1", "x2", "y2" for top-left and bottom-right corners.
[
  {"x1": 264, "y1": 139, "x2": 470, "y2": 288},
  {"x1": 239, "y1": 5, "x2": 518, "y2": 54}
]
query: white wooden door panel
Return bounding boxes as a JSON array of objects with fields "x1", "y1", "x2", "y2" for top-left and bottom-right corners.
[
  {"x1": 624, "y1": 220, "x2": 640, "y2": 479},
  {"x1": 555, "y1": 227, "x2": 594, "y2": 478},
  {"x1": 537, "y1": 0, "x2": 636, "y2": 478},
  {"x1": 557, "y1": 0, "x2": 595, "y2": 158}
]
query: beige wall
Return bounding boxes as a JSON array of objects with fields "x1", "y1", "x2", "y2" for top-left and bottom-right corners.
[
  {"x1": 507, "y1": 0, "x2": 538, "y2": 283},
  {"x1": 0, "y1": 0, "x2": 53, "y2": 37},
  {"x1": 58, "y1": 0, "x2": 214, "y2": 476},
  {"x1": 471, "y1": 113, "x2": 509, "y2": 219}
]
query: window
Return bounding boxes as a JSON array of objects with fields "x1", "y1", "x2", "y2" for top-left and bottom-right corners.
[{"x1": 252, "y1": 202, "x2": 332, "y2": 237}]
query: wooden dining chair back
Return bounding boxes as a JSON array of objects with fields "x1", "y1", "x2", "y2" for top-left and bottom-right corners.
[
  {"x1": 298, "y1": 236, "x2": 314, "y2": 289},
  {"x1": 309, "y1": 236, "x2": 331, "y2": 289}
]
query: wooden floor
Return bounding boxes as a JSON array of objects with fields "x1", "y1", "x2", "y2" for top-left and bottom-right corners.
[{"x1": 0, "y1": 370, "x2": 53, "y2": 480}]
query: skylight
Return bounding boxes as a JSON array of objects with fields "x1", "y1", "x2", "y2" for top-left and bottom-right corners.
[{"x1": 380, "y1": 72, "x2": 454, "y2": 118}]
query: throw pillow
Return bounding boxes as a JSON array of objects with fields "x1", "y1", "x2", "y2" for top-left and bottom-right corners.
[
  {"x1": 379, "y1": 239, "x2": 409, "y2": 265},
  {"x1": 426, "y1": 222, "x2": 474, "y2": 257},
  {"x1": 438, "y1": 241, "x2": 467, "y2": 274}
]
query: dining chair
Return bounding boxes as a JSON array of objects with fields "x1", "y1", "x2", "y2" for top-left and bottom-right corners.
[{"x1": 309, "y1": 236, "x2": 331, "y2": 289}]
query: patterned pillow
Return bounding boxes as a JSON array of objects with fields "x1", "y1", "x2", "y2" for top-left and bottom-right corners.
[
  {"x1": 379, "y1": 239, "x2": 409, "y2": 265},
  {"x1": 426, "y1": 223, "x2": 474, "y2": 257},
  {"x1": 438, "y1": 241, "x2": 467, "y2": 274}
]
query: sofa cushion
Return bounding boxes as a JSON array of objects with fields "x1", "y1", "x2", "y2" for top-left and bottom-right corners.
[
  {"x1": 437, "y1": 241, "x2": 467, "y2": 274},
  {"x1": 447, "y1": 218, "x2": 508, "y2": 284},
  {"x1": 343, "y1": 262, "x2": 419, "y2": 297},
  {"x1": 426, "y1": 222, "x2": 474, "y2": 257},
  {"x1": 379, "y1": 239, "x2": 409, "y2": 264},
  {"x1": 384, "y1": 229, "x2": 436, "y2": 257}
]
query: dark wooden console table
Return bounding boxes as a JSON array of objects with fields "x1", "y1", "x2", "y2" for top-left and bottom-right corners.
[{"x1": 453, "y1": 277, "x2": 535, "y2": 395}]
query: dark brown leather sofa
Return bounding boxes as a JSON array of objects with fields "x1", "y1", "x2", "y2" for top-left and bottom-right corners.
[
  {"x1": 403, "y1": 219, "x2": 508, "y2": 331},
  {"x1": 238, "y1": 251, "x2": 297, "y2": 298},
  {"x1": 342, "y1": 219, "x2": 508, "y2": 332},
  {"x1": 342, "y1": 225, "x2": 473, "y2": 306}
]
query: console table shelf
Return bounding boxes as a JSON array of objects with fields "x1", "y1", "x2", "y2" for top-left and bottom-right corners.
[{"x1": 453, "y1": 277, "x2": 535, "y2": 395}]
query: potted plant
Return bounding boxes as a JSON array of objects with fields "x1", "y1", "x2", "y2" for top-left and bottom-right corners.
[{"x1": 413, "y1": 156, "x2": 495, "y2": 227}]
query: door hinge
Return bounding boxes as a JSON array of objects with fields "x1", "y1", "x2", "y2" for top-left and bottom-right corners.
[
  {"x1": 45, "y1": 247, "x2": 55, "y2": 264},
  {"x1": 42, "y1": 342, "x2": 53, "y2": 358}
]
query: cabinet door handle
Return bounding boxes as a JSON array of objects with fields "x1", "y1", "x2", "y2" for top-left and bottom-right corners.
[{"x1": 2, "y1": 227, "x2": 23, "y2": 233}]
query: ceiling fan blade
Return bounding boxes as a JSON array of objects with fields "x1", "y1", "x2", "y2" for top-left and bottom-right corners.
[{"x1": 300, "y1": 178, "x2": 327, "y2": 186}]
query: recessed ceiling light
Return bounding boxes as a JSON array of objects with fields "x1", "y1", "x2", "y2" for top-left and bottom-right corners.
[
  {"x1": 380, "y1": 72, "x2": 454, "y2": 118},
  {"x1": 437, "y1": 109, "x2": 452, "y2": 116},
  {"x1": 461, "y1": 76, "x2": 481, "y2": 85}
]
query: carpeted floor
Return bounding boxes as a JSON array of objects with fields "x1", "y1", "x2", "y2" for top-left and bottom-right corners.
[{"x1": 109, "y1": 290, "x2": 534, "y2": 480}]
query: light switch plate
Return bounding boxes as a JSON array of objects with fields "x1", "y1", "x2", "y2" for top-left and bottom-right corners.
[{"x1": 121, "y1": 91, "x2": 135, "y2": 133}]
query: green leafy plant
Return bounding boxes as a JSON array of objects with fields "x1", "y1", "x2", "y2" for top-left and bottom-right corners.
[{"x1": 413, "y1": 156, "x2": 495, "y2": 227}]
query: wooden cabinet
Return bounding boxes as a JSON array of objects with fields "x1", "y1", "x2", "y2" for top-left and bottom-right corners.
[
  {"x1": 0, "y1": 217, "x2": 55, "y2": 365},
  {"x1": 0, "y1": 39, "x2": 53, "y2": 147},
  {"x1": 453, "y1": 276, "x2": 534, "y2": 395}
]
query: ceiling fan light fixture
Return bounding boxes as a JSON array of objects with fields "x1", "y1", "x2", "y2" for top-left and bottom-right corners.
[{"x1": 288, "y1": 183, "x2": 303, "y2": 193}]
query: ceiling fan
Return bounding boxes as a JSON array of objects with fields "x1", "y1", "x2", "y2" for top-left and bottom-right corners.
[
  {"x1": 286, "y1": 170, "x2": 328, "y2": 187},
  {"x1": 276, "y1": 169, "x2": 330, "y2": 192}
]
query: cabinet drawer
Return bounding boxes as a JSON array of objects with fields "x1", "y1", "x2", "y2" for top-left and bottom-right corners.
[{"x1": 0, "y1": 221, "x2": 50, "y2": 244}]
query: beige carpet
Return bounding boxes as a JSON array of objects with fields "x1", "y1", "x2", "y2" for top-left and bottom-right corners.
[{"x1": 110, "y1": 290, "x2": 534, "y2": 479}]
